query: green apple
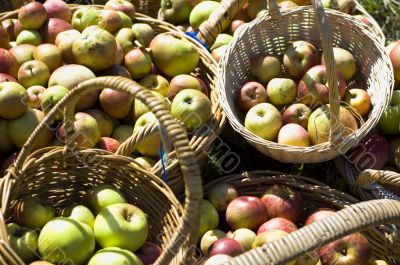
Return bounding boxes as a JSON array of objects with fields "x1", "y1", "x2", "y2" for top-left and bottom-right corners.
[
  {"x1": 55, "y1": 29, "x2": 81, "y2": 64},
  {"x1": 26, "y1": 85, "x2": 46, "y2": 109},
  {"x1": 112, "y1": 124, "x2": 134, "y2": 143},
  {"x1": 229, "y1": 228, "x2": 256, "y2": 251},
  {"x1": 117, "y1": 11, "x2": 133, "y2": 28},
  {"x1": 33, "y1": 44, "x2": 63, "y2": 72},
  {"x1": 86, "y1": 184, "x2": 127, "y2": 214},
  {"x1": 71, "y1": 7, "x2": 100, "y2": 32},
  {"x1": 161, "y1": 0, "x2": 192, "y2": 24},
  {"x1": 38, "y1": 217, "x2": 95, "y2": 265},
  {"x1": 253, "y1": 230, "x2": 295, "y2": 265},
  {"x1": 199, "y1": 199, "x2": 219, "y2": 238},
  {"x1": 61, "y1": 205, "x2": 95, "y2": 229},
  {"x1": 16, "y1": 30, "x2": 42, "y2": 46},
  {"x1": 7, "y1": 223, "x2": 38, "y2": 263},
  {"x1": 94, "y1": 203, "x2": 148, "y2": 252},
  {"x1": 208, "y1": 183, "x2": 238, "y2": 212},
  {"x1": 210, "y1": 34, "x2": 233, "y2": 51},
  {"x1": 8, "y1": 109, "x2": 54, "y2": 149},
  {"x1": 0, "y1": 81, "x2": 27, "y2": 120},
  {"x1": 200, "y1": 229, "x2": 227, "y2": 255},
  {"x1": 115, "y1": 28, "x2": 142, "y2": 54},
  {"x1": 171, "y1": 88, "x2": 212, "y2": 130},
  {"x1": 134, "y1": 91, "x2": 169, "y2": 120},
  {"x1": 132, "y1": 23, "x2": 155, "y2": 47},
  {"x1": 0, "y1": 119, "x2": 13, "y2": 152},
  {"x1": 266, "y1": 78, "x2": 297, "y2": 105},
  {"x1": 13, "y1": 197, "x2": 55, "y2": 229},
  {"x1": 189, "y1": 1, "x2": 219, "y2": 29},
  {"x1": 40, "y1": 85, "x2": 69, "y2": 119},
  {"x1": 378, "y1": 90, "x2": 400, "y2": 135},
  {"x1": 88, "y1": 247, "x2": 142, "y2": 265},
  {"x1": 86, "y1": 109, "x2": 115, "y2": 137},
  {"x1": 140, "y1": 74, "x2": 169, "y2": 97},
  {"x1": 9, "y1": 44, "x2": 35, "y2": 65},
  {"x1": 322, "y1": 47, "x2": 356, "y2": 81},
  {"x1": 17, "y1": 60, "x2": 50, "y2": 88},
  {"x1": 133, "y1": 112, "x2": 161, "y2": 158},
  {"x1": 244, "y1": 103, "x2": 282, "y2": 141},
  {"x1": 124, "y1": 47, "x2": 152, "y2": 79},
  {"x1": 133, "y1": 156, "x2": 156, "y2": 171}
]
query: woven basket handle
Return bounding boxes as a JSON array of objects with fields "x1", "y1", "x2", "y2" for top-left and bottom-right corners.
[
  {"x1": 9, "y1": 76, "x2": 202, "y2": 265},
  {"x1": 357, "y1": 169, "x2": 400, "y2": 189},
  {"x1": 116, "y1": 122, "x2": 158, "y2": 156},
  {"x1": 227, "y1": 199, "x2": 400, "y2": 265}
]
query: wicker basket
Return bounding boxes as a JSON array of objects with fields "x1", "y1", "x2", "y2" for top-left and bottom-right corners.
[
  {"x1": 217, "y1": 0, "x2": 393, "y2": 163},
  {"x1": 203, "y1": 170, "x2": 400, "y2": 264},
  {"x1": 0, "y1": 76, "x2": 203, "y2": 265},
  {"x1": 0, "y1": 4, "x2": 226, "y2": 196}
]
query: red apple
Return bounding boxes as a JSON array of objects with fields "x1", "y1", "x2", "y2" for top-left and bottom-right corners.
[
  {"x1": 97, "y1": 10, "x2": 123, "y2": 34},
  {"x1": 43, "y1": 0, "x2": 72, "y2": 22},
  {"x1": 135, "y1": 242, "x2": 162, "y2": 265},
  {"x1": 235, "y1": 81, "x2": 267, "y2": 112},
  {"x1": 96, "y1": 137, "x2": 121, "y2": 153},
  {"x1": 18, "y1": 2, "x2": 47, "y2": 30},
  {"x1": 261, "y1": 184, "x2": 304, "y2": 223},
  {"x1": 167, "y1": 74, "x2": 207, "y2": 101},
  {"x1": 226, "y1": 196, "x2": 268, "y2": 231},
  {"x1": 298, "y1": 65, "x2": 347, "y2": 108},
  {"x1": 257, "y1": 217, "x2": 298, "y2": 235},
  {"x1": 42, "y1": 18, "x2": 73, "y2": 44},
  {"x1": 278, "y1": 123, "x2": 310, "y2": 147},
  {"x1": 208, "y1": 238, "x2": 244, "y2": 257},
  {"x1": 26, "y1": 85, "x2": 46, "y2": 109},
  {"x1": 14, "y1": 20, "x2": 24, "y2": 38},
  {"x1": 0, "y1": 49, "x2": 19, "y2": 78},
  {"x1": 390, "y1": 43, "x2": 400, "y2": 88},
  {"x1": 319, "y1": 233, "x2": 372, "y2": 265},
  {"x1": 283, "y1": 41, "x2": 320, "y2": 79},
  {"x1": 0, "y1": 73, "x2": 17, "y2": 83},
  {"x1": 282, "y1": 103, "x2": 311, "y2": 128},
  {"x1": 347, "y1": 134, "x2": 389, "y2": 171},
  {"x1": 104, "y1": 0, "x2": 136, "y2": 19},
  {"x1": 305, "y1": 208, "x2": 336, "y2": 225}
]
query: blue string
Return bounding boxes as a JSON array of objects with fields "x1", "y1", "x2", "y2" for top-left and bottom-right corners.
[
  {"x1": 159, "y1": 141, "x2": 168, "y2": 184},
  {"x1": 185, "y1": 31, "x2": 209, "y2": 51}
]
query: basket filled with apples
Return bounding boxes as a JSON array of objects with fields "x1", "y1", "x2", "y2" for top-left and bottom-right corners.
[
  {"x1": 0, "y1": 0, "x2": 226, "y2": 195},
  {"x1": 217, "y1": 0, "x2": 393, "y2": 163},
  {"x1": 0, "y1": 76, "x2": 204, "y2": 265},
  {"x1": 198, "y1": 170, "x2": 400, "y2": 264}
]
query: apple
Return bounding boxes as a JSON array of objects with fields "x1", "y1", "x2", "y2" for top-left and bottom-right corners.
[
  {"x1": 204, "y1": 254, "x2": 233, "y2": 265},
  {"x1": 132, "y1": 23, "x2": 155, "y2": 47},
  {"x1": 244, "y1": 103, "x2": 282, "y2": 141},
  {"x1": 40, "y1": 85, "x2": 68, "y2": 118},
  {"x1": 115, "y1": 28, "x2": 142, "y2": 54},
  {"x1": 133, "y1": 156, "x2": 156, "y2": 170},
  {"x1": 171, "y1": 88, "x2": 212, "y2": 130},
  {"x1": 322, "y1": 47, "x2": 356, "y2": 81},
  {"x1": 26, "y1": 85, "x2": 46, "y2": 109},
  {"x1": 14, "y1": 20, "x2": 24, "y2": 38},
  {"x1": 298, "y1": 65, "x2": 347, "y2": 108},
  {"x1": 133, "y1": 112, "x2": 160, "y2": 157},
  {"x1": 386, "y1": 41, "x2": 400, "y2": 55},
  {"x1": 295, "y1": 250, "x2": 321, "y2": 265},
  {"x1": 344, "y1": 88, "x2": 371, "y2": 117},
  {"x1": 0, "y1": 25, "x2": 11, "y2": 49},
  {"x1": 319, "y1": 233, "x2": 372, "y2": 265},
  {"x1": 208, "y1": 238, "x2": 244, "y2": 257},
  {"x1": 97, "y1": 64, "x2": 132, "y2": 78},
  {"x1": 210, "y1": 34, "x2": 233, "y2": 51},
  {"x1": 0, "y1": 73, "x2": 17, "y2": 83},
  {"x1": 18, "y1": 60, "x2": 50, "y2": 88},
  {"x1": 228, "y1": 228, "x2": 256, "y2": 251},
  {"x1": 161, "y1": 0, "x2": 192, "y2": 24},
  {"x1": 226, "y1": 196, "x2": 268, "y2": 231},
  {"x1": 61, "y1": 205, "x2": 95, "y2": 228},
  {"x1": 134, "y1": 91, "x2": 169, "y2": 120},
  {"x1": 94, "y1": 203, "x2": 148, "y2": 252},
  {"x1": 29, "y1": 261, "x2": 55, "y2": 265},
  {"x1": 279, "y1": 0, "x2": 299, "y2": 9},
  {"x1": 97, "y1": 10, "x2": 123, "y2": 34},
  {"x1": 0, "y1": 81, "x2": 27, "y2": 119},
  {"x1": 58, "y1": 112, "x2": 101, "y2": 148},
  {"x1": 378, "y1": 90, "x2": 400, "y2": 135},
  {"x1": 308, "y1": 105, "x2": 359, "y2": 145},
  {"x1": 199, "y1": 199, "x2": 219, "y2": 238},
  {"x1": 13, "y1": 197, "x2": 55, "y2": 229},
  {"x1": 2, "y1": 19, "x2": 17, "y2": 42},
  {"x1": 305, "y1": 208, "x2": 336, "y2": 225},
  {"x1": 189, "y1": 1, "x2": 220, "y2": 29},
  {"x1": 230, "y1": 20, "x2": 246, "y2": 34},
  {"x1": 347, "y1": 134, "x2": 389, "y2": 171},
  {"x1": 140, "y1": 74, "x2": 169, "y2": 97},
  {"x1": 0, "y1": 48, "x2": 19, "y2": 77},
  {"x1": 8, "y1": 109, "x2": 54, "y2": 149},
  {"x1": 7, "y1": 223, "x2": 38, "y2": 263},
  {"x1": 136, "y1": 242, "x2": 162, "y2": 265},
  {"x1": 73, "y1": 27, "x2": 117, "y2": 72},
  {"x1": 283, "y1": 41, "x2": 320, "y2": 79},
  {"x1": 282, "y1": 103, "x2": 311, "y2": 129},
  {"x1": 100, "y1": 89, "x2": 134, "y2": 119},
  {"x1": 115, "y1": 11, "x2": 132, "y2": 28},
  {"x1": 390, "y1": 44, "x2": 400, "y2": 87},
  {"x1": 124, "y1": 47, "x2": 152, "y2": 79},
  {"x1": 18, "y1": 2, "x2": 47, "y2": 30},
  {"x1": 16, "y1": 30, "x2": 42, "y2": 46},
  {"x1": 86, "y1": 184, "x2": 127, "y2": 214},
  {"x1": 43, "y1": 0, "x2": 72, "y2": 22},
  {"x1": 48, "y1": 64, "x2": 97, "y2": 111},
  {"x1": 211, "y1": 45, "x2": 227, "y2": 63},
  {"x1": 33, "y1": 44, "x2": 63, "y2": 72},
  {"x1": 0, "y1": 119, "x2": 13, "y2": 152},
  {"x1": 105, "y1": 0, "x2": 136, "y2": 19},
  {"x1": 112, "y1": 124, "x2": 134, "y2": 143},
  {"x1": 9, "y1": 44, "x2": 35, "y2": 65},
  {"x1": 71, "y1": 7, "x2": 100, "y2": 32},
  {"x1": 251, "y1": 55, "x2": 281, "y2": 85},
  {"x1": 261, "y1": 184, "x2": 303, "y2": 222},
  {"x1": 278, "y1": 123, "x2": 310, "y2": 147},
  {"x1": 200, "y1": 229, "x2": 227, "y2": 255},
  {"x1": 235, "y1": 81, "x2": 267, "y2": 112},
  {"x1": 168, "y1": 74, "x2": 207, "y2": 101},
  {"x1": 42, "y1": 18, "x2": 72, "y2": 44},
  {"x1": 150, "y1": 33, "x2": 199, "y2": 77},
  {"x1": 55, "y1": 29, "x2": 81, "y2": 64},
  {"x1": 267, "y1": 78, "x2": 297, "y2": 105},
  {"x1": 257, "y1": 217, "x2": 298, "y2": 235},
  {"x1": 388, "y1": 138, "x2": 400, "y2": 169},
  {"x1": 96, "y1": 137, "x2": 121, "y2": 153},
  {"x1": 208, "y1": 183, "x2": 238, "y2": 212},
  {"x1": 89, "y1": 247, "x2": 142, "y2": 265},
  {"x1": 86, "y1": 109, "x2": 114, "y2": 137},
  {"x1": 38, "y1": 217, "x2": 95, "y2": 265}
]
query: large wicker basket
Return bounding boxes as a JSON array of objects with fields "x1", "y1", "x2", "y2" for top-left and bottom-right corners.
[
  {"x1": 0, "y1": 76, "x2": 203, "y2": 265},
  {"x1": 217, "y1": 0, "x2": 393, "y2": 163},
  {"x1": 0, "y1": 4, "x2": 226, "y2": 196},
  {"x1": 203, "y1": 170, "x2": 400, "y2": 264}
]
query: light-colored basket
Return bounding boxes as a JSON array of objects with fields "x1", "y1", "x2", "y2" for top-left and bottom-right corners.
[
  {"x1": 203, "y1": 170, "x2": 400, "y2": 264},
  {"x1": 0, "y1": 76, "x2": 203, "y2": 265},
  {"x1": 217, "y1": 0, "x2": 393, "y2": 163}
]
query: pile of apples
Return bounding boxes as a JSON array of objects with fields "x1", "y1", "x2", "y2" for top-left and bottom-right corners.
[
  {"x1": 198, "y1": 182, "x2": 386, "y2": 265},
  {"x1": 160, "y1": 0, "x2": 380, "y2": 62},
  {"x1": 235, "y1": 40, "x2": 369, "y2": 147},
  {"x1": 8, "y1": 185, "x2": 161, "y2": 265},
  {"x1": 0, "y1": 0, "x2": 213, "y2": 174}
]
